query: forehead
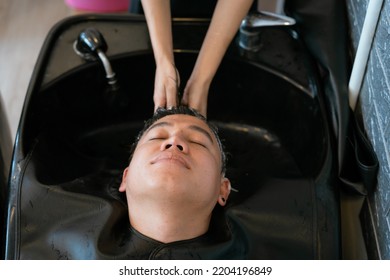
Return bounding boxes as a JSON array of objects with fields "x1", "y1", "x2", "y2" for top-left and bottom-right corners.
[{"x1": 143, "y1": 114, "x2": 217, "y2": 141}]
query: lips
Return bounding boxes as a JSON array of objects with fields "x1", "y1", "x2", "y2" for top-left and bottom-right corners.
[{"x1": 150, "y1": 152, "x2": 190, "y2": 169}]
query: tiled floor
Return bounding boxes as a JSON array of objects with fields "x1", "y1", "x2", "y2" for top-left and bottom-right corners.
[{"x1": 0, "y1": 0, "x2": 72, "y2": 141}]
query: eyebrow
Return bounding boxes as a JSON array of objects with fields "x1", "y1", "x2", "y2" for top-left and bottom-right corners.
[{"x1": 146, "y1": 121, "x2": 214, "y2": 143}]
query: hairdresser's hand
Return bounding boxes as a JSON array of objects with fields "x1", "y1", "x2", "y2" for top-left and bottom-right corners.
[
  {"x1": 180, "y1": 0, "x2": 254, "y2": 117},
  {"x1": 141, "y1": 0, "x2": 178, "y2": 111},
  {"x1": 153, "y1": 61, "x2": 180, "y2": 111},
  {"x1": 181, "y1": 78, "x2": 209, "y2": 117}
]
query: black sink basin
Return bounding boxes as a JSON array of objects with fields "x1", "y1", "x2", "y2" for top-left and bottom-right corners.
[{"x1": 3, "y1": 15, "x2": 340, "y2": 259}]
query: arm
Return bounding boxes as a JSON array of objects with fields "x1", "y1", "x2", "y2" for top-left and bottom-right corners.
[
  {"x1": 141, "y1": 0, "x2": 179, "y2": 111},
  {"x1": 181, "y1": 0, "x2": 254, "y2": 116}
]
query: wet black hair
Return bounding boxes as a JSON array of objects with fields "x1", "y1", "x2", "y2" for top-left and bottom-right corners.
[{"x1": 129, "y1": 106, "x2": 227, "y2": 174}]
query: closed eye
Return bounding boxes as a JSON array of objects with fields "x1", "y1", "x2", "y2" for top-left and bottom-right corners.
[
  {"x1": 190, "y1": 141, "x2": 207, "y2": 148},
  {"x1": 149, "y1": 137, "x2": 166, "y2": 141}
]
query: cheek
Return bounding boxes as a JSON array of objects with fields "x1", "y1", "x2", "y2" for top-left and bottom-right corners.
[
  {"x1": 124, "y1": 163, "x2": 140, "y2": 191},
  {"x1": 195, "y1": 153, "x2": 222, "y2": 191},
  {"x1": 126, "y1": 146, "x2": 166, "y2": 191},
  {"x1": 126, "y1": 150, "x2": 149, "y2": 185},
  {"x1": 196, "y1": 150, "x2": 221, "y2": 174}
]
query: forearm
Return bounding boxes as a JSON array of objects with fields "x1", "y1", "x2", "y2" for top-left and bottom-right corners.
[
  {"x1": 141, "y1": 0, "x2": 174, "y2": 66},
  {"x1": 190, "y1": 0, "x2": 254, "y2": 84}
]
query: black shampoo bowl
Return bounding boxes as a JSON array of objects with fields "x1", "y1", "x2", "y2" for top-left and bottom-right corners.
[{"x1": 4, "y1": 15, "x2": 340, "y2": 259}]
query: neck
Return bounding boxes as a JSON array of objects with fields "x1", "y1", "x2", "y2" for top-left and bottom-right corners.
[{"x1": 127, "y1": 200, "x2": 212, "y2": 243}]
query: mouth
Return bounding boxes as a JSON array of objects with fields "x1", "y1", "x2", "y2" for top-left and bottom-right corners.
[{"x1": 150, "y1": 153, "x2": 190, "y2": 169}]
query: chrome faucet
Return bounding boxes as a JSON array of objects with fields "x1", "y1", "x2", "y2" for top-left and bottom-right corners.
[
  {"x1": 74, "y1": 28, "x2": 118, "y2": 88},
  {"x1": 239, "y1": 11, "x2": 296, "y2": 51}
]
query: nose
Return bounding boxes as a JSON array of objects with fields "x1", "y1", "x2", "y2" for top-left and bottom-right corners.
[
  {"x1": 162, "y1": 136, "x2": 188, "y2": 153},
  {"x1": 165, "y1": 144, "x2": 184, "y2": 151}
]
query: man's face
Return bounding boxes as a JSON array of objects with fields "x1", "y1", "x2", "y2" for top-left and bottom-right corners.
[{"x1": 120, "y1": 114, "x2": 230, "y2": 211}]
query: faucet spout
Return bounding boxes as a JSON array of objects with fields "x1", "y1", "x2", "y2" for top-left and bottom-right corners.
[
  {"x1": 239, "y1": 11, "x2": 296, "y2": 51},
  {"x1": 241, "y1": 11, "x2": 296, "y2": 29},
  {"x1": 73, "y1": 28, "x2": 118, "y2": 88}
]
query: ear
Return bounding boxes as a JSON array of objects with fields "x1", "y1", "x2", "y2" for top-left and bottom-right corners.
[
  {"x1": 119, "y1": 167, "x2": 129, "y2": 193},
  {"x1": 217, "y1": 177, "x2": 231, "y2": 206}
]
